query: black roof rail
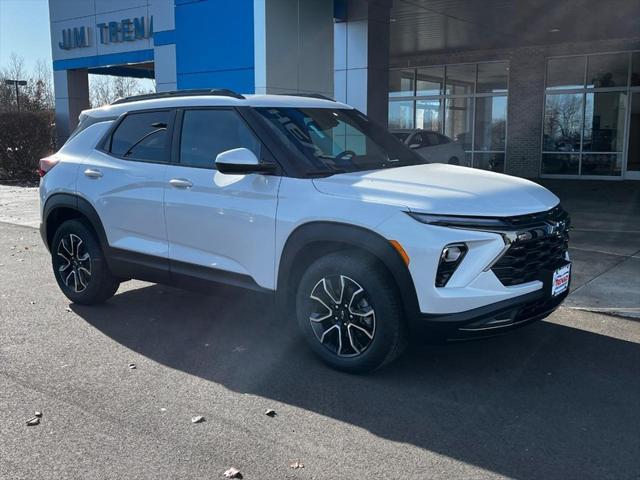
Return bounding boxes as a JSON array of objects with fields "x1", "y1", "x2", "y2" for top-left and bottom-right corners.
[
  {"x1": 111, "y1": 88, "x2": 245, "y2": 105},
  {"x1": 277, "y1": 92, "x2": 336, "y2": 102}
]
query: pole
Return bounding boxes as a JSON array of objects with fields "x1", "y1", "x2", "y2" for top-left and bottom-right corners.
[{"x1": 4, "y1": 80, "x2": 27, "y2": 111}]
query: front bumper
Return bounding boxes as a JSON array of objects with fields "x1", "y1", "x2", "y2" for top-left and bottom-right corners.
[{"x1": 410, "y1": 288, "x2": 568, "y2": 340}]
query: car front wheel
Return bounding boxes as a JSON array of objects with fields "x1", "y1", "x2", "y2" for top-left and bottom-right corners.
[{"x1": 296, "y1": 251, "x2": 407, "y2": 373}]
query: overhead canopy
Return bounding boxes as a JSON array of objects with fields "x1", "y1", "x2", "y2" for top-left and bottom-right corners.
[{"x1": 389, "y1": 0, "x2": 639, "y2": 58}]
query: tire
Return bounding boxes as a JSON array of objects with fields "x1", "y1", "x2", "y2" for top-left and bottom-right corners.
[
  {"x1": 448, "y1": 156, "x2": 460, "y2": 165},
  {"x1": 295, "y1": 251, "x2": 407, "y2": 373},
  {"x1": 51, "y1": 219, "x2": 120, "y2": 305}
]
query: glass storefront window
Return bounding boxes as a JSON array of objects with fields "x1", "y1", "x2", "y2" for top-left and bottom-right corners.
[
  {"x1": 388, "y1": 101, "x2": 414, "y2": 129},
  {"x1": 583, "y1": 92, "x2": 626, "y2": 152},
  {"x1": 581, "y1": 154, "x2": 622, "y2": 176},
  {"x1": 477, "y1": 62, "x2": 508, "y2": 93},
  {"x1": 445, "y1": 97, "x2": 474, "y2": 149},
  {"x1": 542, "y1": 52, "x2": 639, "y2": 177},
  {"x1": 542, "y1": 154, "x2": 580, "y2": 175},
  {"x1": 415, "y1": 99, "x2": 441, "y2": 131},
  {"x1": 474, "y1": 96, "x2": 507, "y2": 151},
  {"x1": 446, "y1": 64, "x2": 476, "y2": 95},
  {"x1": 546, "y1": 56, "x2": 585, "y2": 90},
  {"x1": 388, "y1": 61, "x2": 508, "y2": 173},
  {"x1": 543, "y1": 93, "x2": 583, "y2": 152},
  {"x1": 587, "y1": 53, "x2": 629, "y2": 88},
  {"x1": 416, "y1": 66, "x2": 444, "y2": 96},
  {"x1": 474, "y1": 153, "x2": 505, "y2": 172},
  {"x1": 389, "y1": 69, "x2": 415, "y2": 97},
  {"x1": 631, "y1": 52, "x2": 640, "y2": 87}
]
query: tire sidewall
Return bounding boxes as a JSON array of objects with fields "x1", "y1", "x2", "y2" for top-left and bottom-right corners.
[
  {"x1": 51, "y1": 219, "x2": 113, "y2": 304},
  {"x1": 295, "y1": 252, "x2": 403, "y2": 373}
]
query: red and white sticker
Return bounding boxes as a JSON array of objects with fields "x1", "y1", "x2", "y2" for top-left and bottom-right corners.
[{"x1": 552, "y1": 264, "x2": 571, "y2": 296}]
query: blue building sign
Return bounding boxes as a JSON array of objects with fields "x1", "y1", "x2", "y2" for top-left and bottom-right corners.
[
  {"x1": 58, "y1": 16, "x2": 153, "y2": 50},
  {"x1": 59, "y1": 26, "x2": 91, "y2": 50}
]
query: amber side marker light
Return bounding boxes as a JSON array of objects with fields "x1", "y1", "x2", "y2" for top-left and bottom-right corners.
[{"x1": 389, "y1": 240, "x2": 410, "y2": 266}]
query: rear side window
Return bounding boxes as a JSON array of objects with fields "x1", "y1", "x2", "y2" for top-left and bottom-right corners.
[
  {"x1": 110, "y1": 110, "x2": 173, "y2": 162},
  {"x1": 179, "y1": 109, "x2": 261, "y2": 168}
]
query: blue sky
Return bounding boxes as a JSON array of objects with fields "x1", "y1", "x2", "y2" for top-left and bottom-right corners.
[{"x1": 0, "y1": 0, "x2": 51, "y2": 71}]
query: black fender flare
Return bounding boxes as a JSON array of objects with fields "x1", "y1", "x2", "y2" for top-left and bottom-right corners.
[
  {"x1": 277, "y1": 221, "x2": 421, "y2": 321},
  {"x1": 41, "y1": 193, "x2": 109, "y2": 251}
]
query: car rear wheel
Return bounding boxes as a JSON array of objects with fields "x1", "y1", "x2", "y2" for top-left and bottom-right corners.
[
  {"x1": 296, "y1": 251, "x2": 407, "y2": 373},
  {"x1": 51, "y1": 219, "x2": 120, "y2": 305}
]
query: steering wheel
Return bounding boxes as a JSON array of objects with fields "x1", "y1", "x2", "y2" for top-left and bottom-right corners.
[{"x1": 334, "y1": 150, "x2": 357, "y2": 164}]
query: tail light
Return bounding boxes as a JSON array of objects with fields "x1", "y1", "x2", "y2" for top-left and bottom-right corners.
[{"x1": 39, "y1": 156, "x2": 60, "y2": 177}]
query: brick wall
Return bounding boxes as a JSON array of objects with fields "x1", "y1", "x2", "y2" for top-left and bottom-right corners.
[{"x1": 390, "y1": 37, "x2": 640, "y2": 178}]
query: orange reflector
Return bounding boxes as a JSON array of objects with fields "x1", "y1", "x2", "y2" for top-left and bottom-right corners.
[{"x1": 389, "y1": 240, "x2": 410, "y2": 266}]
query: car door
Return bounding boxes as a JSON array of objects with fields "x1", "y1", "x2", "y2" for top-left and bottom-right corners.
[
  {"x1": 163, "y1": 108, "x2": 281, "y2": 290},
  {"x1": 77, "y1": 109, "x2": 174, "y2": 279}
]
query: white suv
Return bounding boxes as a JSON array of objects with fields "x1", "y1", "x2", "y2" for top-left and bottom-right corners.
[{"x1": 39, "y1": 89, "x2": 571, "y2": 373}]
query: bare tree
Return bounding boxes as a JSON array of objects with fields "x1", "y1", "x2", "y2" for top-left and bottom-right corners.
[
  {"x1": 0, "y1": 54, "x2": 55, "y2": 112},
  {"x1": 89, "y1": 75, "x2": 155, "y2": 108}
]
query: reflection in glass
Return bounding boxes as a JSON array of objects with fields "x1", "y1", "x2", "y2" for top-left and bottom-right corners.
[
  {"x1": 632, "y1": 52, "x2": 640, "y2": 87},
  {"x1": 446, "y1": 64, "x2": 476, "y2": 95},
  {"x1": 543, "y1": 94, "x2": 583, "y2": 152},
  {"x1": 416, "y1": 67, "x2": 444, "y2": 96},
  {"x1": 445, "y1": 97, "x2": 474, "y2": 150},
  {"x1": 388, "y1": 101, "x2": 414, "y2": 129},
  {"x1": 474, "y1": 152, "x2": 505, "y2": 172},
  {"x1": 389, "y1": 69, "x2": 415, "y2": 97},
  {"x1": 542, "y1": 154, "x2": 580, "y2": 175},
  {"x1": 587, "y1": 53, "x2": 629, "y2": 88},
  {"x1": 474, "y1": 96, "x2": 507, "y2": 151},
  {"x1": 416, "y1": 99, "x2": 441, "y2": 132},
  {"x1": 477, "y1": 62, "x2": 509, "y2": 93},
  {"x1": 546, "y1": 56, "x2": 585, "y2": 90},
  {"x1": 628, "y1": 93, "x2": 640, "y2": 171},
  {"x1": 581, "y1": 154, "x2": 622, "y2": 176},
  {"x1": 464, "y1": 152, "x2": 473, "y2": 168},
  {"x1": 583, "y1": 92, "x2": 626, "y2": 152}
]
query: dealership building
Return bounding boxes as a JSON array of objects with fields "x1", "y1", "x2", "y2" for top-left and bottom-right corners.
[{"x1": 49, "y1": 0, "x2": 640, "y2": 180}]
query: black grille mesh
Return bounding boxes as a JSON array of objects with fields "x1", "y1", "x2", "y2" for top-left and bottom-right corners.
[{"x1": 491, "y1": 206, "x2": 570, "y2": 286}]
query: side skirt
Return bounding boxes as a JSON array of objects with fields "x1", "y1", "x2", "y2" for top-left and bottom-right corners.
[{"x1": 105, "y1": 248, "x2": 271, "y2": 294}]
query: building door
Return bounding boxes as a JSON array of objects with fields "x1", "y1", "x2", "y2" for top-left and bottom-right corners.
[{"x1": 626, "y1": 92, "x2": 640, "y2": 179}]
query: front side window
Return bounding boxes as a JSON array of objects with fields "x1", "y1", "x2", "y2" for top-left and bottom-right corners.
[
  {"x1": 179, "y1": 109, "x2": 261, "y2": 169},
  {"x1": 110, "y1": 111, "x2": 173, "y2": 162},
  {"x1": 255, "y1": 107, "x2": 424, "y2": 175}
]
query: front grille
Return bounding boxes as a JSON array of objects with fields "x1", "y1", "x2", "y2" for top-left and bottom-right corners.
[{"x1": 491, "y1": 206, "x2": 570, "y2": 286}]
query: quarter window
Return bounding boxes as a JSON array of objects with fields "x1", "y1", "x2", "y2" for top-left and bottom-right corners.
[
  {"x1": 110, "y1": 111, "x2": 173, "y2": 162},
  {"x1": 179, "y1": 110, "x2": 261, "y2": 169}
]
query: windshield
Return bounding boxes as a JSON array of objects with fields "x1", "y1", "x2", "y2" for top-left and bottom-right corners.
[{"x1": 253, "y1": 107, "x2": 426, "y2": 175}]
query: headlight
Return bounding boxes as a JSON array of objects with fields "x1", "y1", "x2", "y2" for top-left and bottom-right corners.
[{"x1": 407, "y1": 212, "x2": 510, "y2": 229}]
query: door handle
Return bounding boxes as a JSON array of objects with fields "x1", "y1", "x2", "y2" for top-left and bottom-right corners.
[
  {"x1": 169, "y1": 178, "x2": 193, "y2": 189},
  {"x1": 84, "y1": 168, "x2": 103, "y2": 179}
]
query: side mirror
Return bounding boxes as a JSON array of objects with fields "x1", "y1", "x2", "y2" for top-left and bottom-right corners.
[{"x1": 215, "y1": 148, "x2": 276, "y2": 175}]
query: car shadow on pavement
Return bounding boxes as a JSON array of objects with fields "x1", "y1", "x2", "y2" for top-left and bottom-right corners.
[{"x1": 71, "y1": 283, "x2": 640, "y2": 480}]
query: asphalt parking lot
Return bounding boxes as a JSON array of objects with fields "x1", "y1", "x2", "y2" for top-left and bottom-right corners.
[{"x1": 1, "y1": 182, "x2": 639, "y2": 479}]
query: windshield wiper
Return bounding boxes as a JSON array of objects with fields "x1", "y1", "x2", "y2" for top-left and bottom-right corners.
[{"x1": 303, "y1": 166, "x2": 347, "y2": 177}]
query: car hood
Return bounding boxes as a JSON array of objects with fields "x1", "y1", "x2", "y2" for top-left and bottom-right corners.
[{"x1": 312, "y1": 164, "x2": 559, "y2": 216}]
